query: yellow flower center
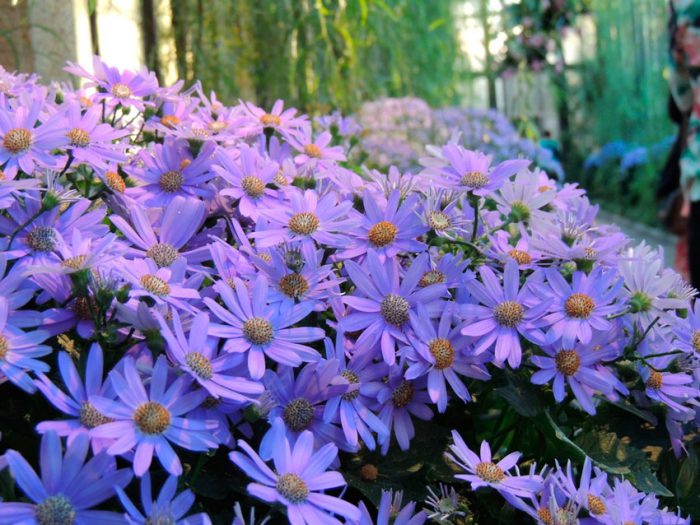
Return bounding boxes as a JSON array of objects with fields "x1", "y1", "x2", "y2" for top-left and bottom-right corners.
[
  {"x1": 3, "y1": 127, "x2": 32, "y2": 154},
  {"x1": 476, "y1": 461, "x2": 505, "y2": 483},
  {"x1": 140, "y1": 275, "x2": 170, "y2": 296},
  {"x1": 134, "y1": 401, "x2": 171, "y2": 434},
  {"x1": 288, "y1": 212, "x2": 320, "y2": 236},
  {"x1": 429, "y1": 338, "x2": 455, "y2": 369},
  {"x1": 419, "y1": 270, "x2": 446, "y2": 288},
  {"x1": 587, "y1": 494, "x2": 607, "y2": 515},
  {"x1": 279, "y1": 273, "x2": 309, "y2": 299},
  {"x1": 341, "y1": 370, "x2": 360, "y2": 401},
  {"x1": 185, "y1": 352, "x2": 213, "y2": 380},
  {"x1": 105, "y1": 171, "x2": 126, "y2": 193},
  {"x1": 508, "y1": 249, "x2": 532, "y2": 265},
  {"x1": 160, "y1": 115, "x2": 180, "y2": 128},
  {"x1": 391, "y1": 380, "x2": 414, "y2": 408},
  {"x1": 0, "y1": 334, "x2": 9, "y2": 359},
  {"x1": 111, "y1": 83, "x2": 132, "y2": 98},
  {"x1": 460, "y1": 171, "x2": 489, "y2": 189},
  {"x1": 283, "y1": 398, "x2": 314, "y2": 431},
  {"x1": 564, "y1": 293, "x2": 595, "y2": 319},
  {"x1": 62, "y1": 255, "x2": 87, "y2": 270},
  {"x1": 276, "y1": 473, "x2": 309, "y2": 503},
  {"x1": 146, "y1": 243, "x2": 179, "y2": 268},
  {"x1": 241, "y1": 175, "x2": 265, "y2": 198},
  {"x1": 645, "y1": 371, "x2": 663, "y2": 390},
  {"x1": 260, "y1": 113, "x2": 282, "y2": 127},
  {"x1": 66, "y1": 128, "x2": 90, "y2": 148},
  {"x1": 159, "y1": 170, "x2": 184, "y2": 192},
  {"x1": 368, "y1": 220, "x2": 398, "y2": 247},
  {"x1": 692, "y1": 331, "x2": 700, "y2": 353},
  {"x1": 555, "y1": 349, "x2": 581, "y2": 376},
  {"x1": 304, "y1": 144, "x2": 322, "y2": 158},
  {"x1": 242, "y1": 317, "x2": 274, "y2": 345},
  {"x1": 494, "y1": 301, "x2": 524, "y2": 328}
]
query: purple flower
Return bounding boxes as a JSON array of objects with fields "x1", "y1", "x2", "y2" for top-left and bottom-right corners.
[
  {"x1": 540, "y1": 267, "x2": 623, "y2": 347},
  {"x1": 116, "y1": 472, "x2": 212, "y2": 525},
  {"x1": 252, "y1": 188, "x2": 355, "y2": 250},
  {"x1": 434, "y1": 143, "x2": 529, "y2": 196},
  {"x1": 205, "y1": 275, "x2": 324, "y2": 379},
  {"x1": 0, "y1": 297, "x2": 50, "y2": 393},
  {"x1": 119, "y1": 257, "x2": 200, "y2": 311},
  {"x1": 358, "y1": 490, "x2": 427, "y2": 525},
  {"x1": 446, "y1": 433, "x2": 543, "y2": 498},
  {"x1": 241, "y1": 99, "x2": 308, "y2": 136},
  {"x1": 639, "y1": 359, "x2": 699, "y2": 415},
  {"x1": 157, "y1": 310, "x2": 263, "y2": 403},
  {"x1": 35, "y1": 343, "x2": 116, "y2": 452},
  {"x1": 0, "y1": 431, "x2": 132, "y2": 524},
  {"x1": 62, "y1": 102, "x2": 129, "y2": 168},
  {"x1": 0, "y1": 98, "x2": 66, "y2": 177},
  {"x1": 340, "y1": 251, "x2": 446, "y2": 365},
  {"x1": 404, "y1": 303, "x2": 490, "y2": 412},
  {"x1": 128, "y1": 137, "x2": 215, "y2": 206},
  {"x1": 230, "y1": 423, "x2": 361, "y2": 525},
  {"x1": 555, "y1": 457, "x2": 612, "y2": 519},
  {"x1": 89, "y1": 356, "x2": 218, "y2": 476},
  {"x1": 287, "y1": 128, "x2": 346, "y2": 168},
  {"x1": 460, "y1": 260, "x2": 547, "y2": 368},
  {"x1": 337, "y1": 190, "x2": 427, "y2": 261}
]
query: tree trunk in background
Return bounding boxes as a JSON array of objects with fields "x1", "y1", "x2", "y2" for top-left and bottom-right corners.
[
  {"x1": 170, "y1": 0, "x2": 189, "y2": 83},
  {"x1": 141, "y1": 0, "x2": 161, "y2": 83}
]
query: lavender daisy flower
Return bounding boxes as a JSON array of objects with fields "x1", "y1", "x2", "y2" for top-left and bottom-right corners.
[
  {"x1": 486, "y1": 229, "x2": 543, "y2": 269},
  {"x1": 555, "y1": 457, "x2": 612, "y2": 520},
  {"x1": 424, "y1": 484, "x2": 465, "y2": 524},
  {"x1": 434, "y1": 143, "x2": 529, "y2": 196},
  {"x1": 241, "y1": 99, "x2": 308, "y2": 136},
  {"x1": 0, "y1": 297, "x2": 50, "y2": 393},
  {"x1": 62, "y1": 102, "x2": 129, "y2": 168},
  {"x1": 460, "y1": 260, "x2": 547, "y2": 368},
  {"x1": 109, "y1": 196, "x2": 207, "y2": 267},
  {"x1": 116, "y1": 472, "x2": 212, "y2": 525},
  {"x1": 119, "y1": 257, "x2": 200, "y2": 312},
  {"x1": 204, "y1": 276, "x2": 324, "y2": 379},
  {"x1": 404, "y1": 303, "x2": 490, "y2": 412},
  {"x1": 446, "y1": 433, "x2": 544, "y2": 498},
  {"x1": 230, "y1": 424, "x2": 361, "y2": 525},
  {"x1": 0, "y1": 431, "x2": 132, "y2": 525},
  {"x1": 213, "y1": 143, "x2": 280, "y2": 219},
  {"x1": 337, "y1": 190, "x2": 427, "y2": 261},
  {"x1": 540, "y1": 267, "x2": 623, "y2": 347},
  {"x1": 673, "y1": 301, "x2": 700, "y2": 357},
  {"x1": 35, "y1": 343, "x2": 116, "y2": 452},
  {"x1": 287, "y1": 128, "x2": 346, "y2": 168},
  {"x1": 639, "y1": 359, "x2": 699, "y2": 415},
  {"x1": 421, "y1": 189, "x2": 471, "y2": 239},
  {"x1": 358, "y1": 490, "x2": 427, "y2": 525},
  {"x1": 376, "y1": 364, "x2": 433, "y2": 454},
  {"x1": 0, "y1": 98, "x2": 66, "y2": 177},
  {"x1": 128, "y1": 137, "x2": 215, "y2": 206},
  {"x1": 493, "y1": 168, "x2": 556, "y2": 225},
  {"x1": 157, "y1": 310, "x2": 263, "y2": 403},
  {"x1": 340, "y1": 251, "x2": 446, "y2": 365},
  {"x1": 89, "y1": 356, "x2": 218, "y2": 476},
  {"x1": 252, "y1": 188, "x2": 355, "y2": 249}
]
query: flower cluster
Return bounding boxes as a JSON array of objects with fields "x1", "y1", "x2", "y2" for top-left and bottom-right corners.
[{"x1": 0, "y1": 57, "x2": 696, "y2": 524}]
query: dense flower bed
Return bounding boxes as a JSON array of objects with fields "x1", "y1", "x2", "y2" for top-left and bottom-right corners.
[{"x1": 0, "y1": 58, "x2": 697, "y2": 524}]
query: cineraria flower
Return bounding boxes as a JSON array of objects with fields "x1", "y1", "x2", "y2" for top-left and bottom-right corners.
[
  {"x1": 213, "y1": 144, "x2": 280, "y2": 220},
  {"x1": 639, "y1": 358, "x2": 699, "y2": 414},
  {"x1": 539, "y1": 267, "x2": 623, "y2": 347},
  {"x1": 128, "y1": 137, "x2": 215, "y2": 206},
  {"x1": 486, "y1": 229, "x2": 543, "y2": 269},
  {"x1": 0, "y1": 297, "x2": 51, "y2": 393},
  {"x1": 530, "y1": 337, "x2": 628, "y2": 415},
  {"x1": 493, "y1": 168, "x2": 556, "y2": 225},
  {"x1": 252, "y1": 188, "x2": 355, "y2": 249},
  {"x1": 116, "y1": 472, "x2": 212, "y2": 525},
  {"x1": 460, "y1": 260, "x2": 547, "y2": 368},
  {"x1": 205, "y1": 276, "x2": 324, "y2": 379},
  {"x1": 0, "y1": 98, "x2": 66, "y2": 177},
  {"x1": 420, "y1": 189, "x2": 471, "y2": 239},
  {"x1": 340, "y1": 251, "x2": 446, "y2": 365},
  {"x1": 434, "y1": 143, "x2": 529, "y2": 196},
  {"x1": 157, "y1": 310, "x2": 264, "y2": 403},
  {"x1": 555, "y1": 457, "x2": 612, "y2": 520},
  {"x1": 119, "y1": 257, "x2": 200, "y2": 311},
  {"x1": 35, "y1": 343, "x2": 116, "y2": 452},
  {"x1": 446, "y1": 433, "x2": 543, "y2": 498},
  {"x1": 376, "y1": 364, "x2": 433, "y2": 454},
  {"x1": 62, "y1": 102, "x2": 129, "y2": 168},
  {"x1": 287, "y1": 128, "x2": 346, "y2": 168},
  {"x1": 0, "y1": 431, "x2": 132, "y2": 524},
  {"x1": 358, "y1": 490, "x2": 427, "y2": 525},
  {"x1": 89, "y1": 356, "x2": 218, "y2": 476},
  {"x1": 109, "y1": 196, "x2": 207, "y2": 267},
  {"x1": 404, "y1": 303, "x2": 490, "y2": 412},
  {"x1": 337, "y1": 190, "x2": 427, "y2": 261},
  {"x1": 230, "y1": 425, "x2": 361, "y2": 525},
  {"x1": 424, "y1": 484, "x2": 465, "y2": 524},
  {"x1": 241, "y1": 99, "x2": 308, "y2": 136},
  {"x1": 673, "y1": 301, "x2": 700, "y2": 357}
]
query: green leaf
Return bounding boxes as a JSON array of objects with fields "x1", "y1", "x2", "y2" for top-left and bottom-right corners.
[
  {"x1": 675, "y1": 448, "x2": 699, "y2": 500},
  {"x1": 607, "y1": 399, "x2": 658, "y2": 425},
  {"x1": 494, "y1": 371, "x2": 545, "y2": 417}
]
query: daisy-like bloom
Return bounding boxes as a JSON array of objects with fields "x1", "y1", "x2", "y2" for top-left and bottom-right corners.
[
  {"x1": 493, "y1": 168, "x2": 556, "y2": 226},
  {"x1": 404, "y1": 303, "x2": 490, "y2": 412},
  {"x1": 340, "y1": 251, "x2": 446, "y2": 365},
  {"x1": 213, "y1": 144, "x2": 280, "y2": 220},
  {"x1": 0, "y1": 97, "x2": 66, "y2": 177},
  {"x1": 530, "y1": 337, "x2": 628, "y2": 415},
  {"x1": 286, "y1": 128, "x2": 346, "y2": 168},
  {"x1": 0, "y1": 431, "x2": 132, "y2": 524},
  {"x1": 337, "y1": 190, "x2": 427, "y2": 261},
  {"x1": 62, "y1": 102, "x2": 129, "y2": 168},
  {"x1": 412, "y1": 250, "x2": 473, "y2": 292},
  {"x1": 0, "y1": 297, "x2": 51, "y2": 393},
  {"x1": 433, "y1": 143, "x2": 530, "y2": 196},
  {"x1": 460, "y1": 260, "x2": 547, "y2": 368},
  {"x1": 28, "y1": 228, "x2": 121, "y2": 276},
  {"x1": 375, "y1": 364, "x2": 433, "y2": 454},
  {"x1": 241, "y1": 99, "x2": 308, "y2": 136},
  {"x1": 89, "y1": 356, "x2": 218, "y2": 476},
  {"x1": 420, "y1": 189, "x2": 471, "y2": 239},
  {"x1": 119, "y1": 257, "x2": 200, "y2": 312},
  {"x1": 109, "y1": 196, "x2": 207, "y2": 267},
  {"x1": 252, "y1": 188, "x2": 355, "y2": 249},
  {"x1": 446, "y1": 433, "x2": 544, "y2": 498},
  {"x1": 539, "y1": 267, "x2": 624, "y2": 348},
  {"x1": 358, "y1": 490, "x2": 427, "y2": 525},
  {"x1": 35, "y1": 343, "x2": 116, "y2": 452},
  {"x1": 128, "y1": 137, "x2": 216, "y2": 206},
  {"x1": 65, "y1": 55, "x2": 159, "y2": 111},
  {"x1": 672, "y1": 301, "x2": 700, "y2": 357},
  {"x1": 230, "y1": 424, "x2": 361, "y2": 525},
  {"x1": 157, "y1": 310, "x2": 264, "y2": 403},
  {"x1": 204, "y1": 276, "x2": 324, "y2": 379},
  {"x1": 555, "y1": 457, "x2": 612, "y2": 520},
  {"x1": 424, "y1": 484, "x2": 466, "y2": 524},
  {"x1": 486, "y1": 229, "x2": 543, "y2": 269},
  {"x1": 638, "y1": 357, "x2": 699, "y2": 415},
  {"x1": 116, "y1": 472, "x2": 212, "y2": 525},
  {"x1": 259, "y1": 362, "x2": 350, "y2": 456}
]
